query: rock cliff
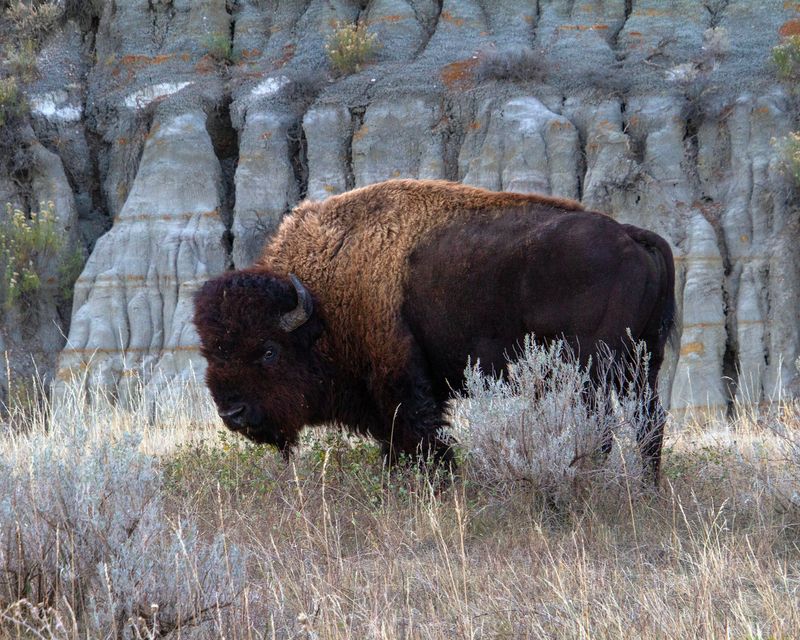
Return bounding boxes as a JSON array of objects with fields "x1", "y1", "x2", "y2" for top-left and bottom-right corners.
[{"x1": 1, "y1": 0, "x2": 798, "y2": 415}]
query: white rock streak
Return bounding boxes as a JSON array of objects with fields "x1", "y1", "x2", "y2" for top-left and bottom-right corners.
[
  {"x1": 250, "y1": 76, "x2": 289, "y2": 98},
  {"x1": 30, "y1": 91, "x2": 82, "y2": 122},
  {"x1": 123, "y1": 82, "x2": 193, "y2": 109}
]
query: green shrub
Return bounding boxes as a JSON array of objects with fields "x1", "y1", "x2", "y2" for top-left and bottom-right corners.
[
  {"x1": 0, "y1": 201, "x2": 63, "y2": 309},
  {"x1": 204, "y1": 31, "x2": 232, "y2": 63},
  {"x1": 1, "y1": 0, "x2": 63, "y2": 85},
  {"x1": 0, "y1": 76, "x2": 24, "y2": 127},
  {"x1": 3, "y1": 0, "x2": 61, "y2": 46},
  {"x1": 57, "y1": 244, "x2": 85, "y2": 303},
  {"x1": 166, "y1": 430, "x2": 278, "y2": 498},
  {"x1": 325, "y1": 20, "x2": 379, "y2": 76},
  {"x1": 772, "y1": 35, "x2": 800, "y2": 84},
  {"x1": 774, "y1": 132, "x2": 800, "y2": 186},
  {"x1": 4, "y1": 38, "x2": 39, "y2": 82}
]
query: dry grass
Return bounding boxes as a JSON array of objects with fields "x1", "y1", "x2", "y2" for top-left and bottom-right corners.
[{"x1": 1, "y1": 370, "x2": 799, "y2": 638}]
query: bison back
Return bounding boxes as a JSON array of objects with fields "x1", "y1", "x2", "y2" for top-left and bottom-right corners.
[{"x1": 402, "y1": 207, "x2": 672, "y2": 397}]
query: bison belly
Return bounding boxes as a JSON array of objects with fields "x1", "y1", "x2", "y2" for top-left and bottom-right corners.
[{"x1": 402, "y1": 209, "x2": 662, "y2": 397}]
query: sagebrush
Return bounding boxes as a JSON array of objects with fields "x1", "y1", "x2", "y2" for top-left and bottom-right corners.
[
  {"x1": 325, "y1": 20, "x2": 379, "y2": 76},
  {"x1": 0, "y1": 384, "x2": 246, "y2": 638},
  {"x1": 473, "y1": 46, "x2": 545, "y2": 83},
  {"x1": 773, "y1": 34, "x2": 800, "y2": 83},
  {"x1": 452, "y1": 338, "x2": 649, "y2": 505}
]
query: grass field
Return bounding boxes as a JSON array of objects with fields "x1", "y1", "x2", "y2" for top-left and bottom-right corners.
[{"x1": 1, "y1": 358, "x2": 799, "y2": 639}]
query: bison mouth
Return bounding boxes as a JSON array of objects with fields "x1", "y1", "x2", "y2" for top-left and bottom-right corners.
[{"x1": 218, "y1": 410, "x2": 298, "y2": 452}]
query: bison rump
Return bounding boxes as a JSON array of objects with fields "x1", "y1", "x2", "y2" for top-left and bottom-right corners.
[{"x1": 403, "y1": 207, "x2": 674, "y2": 481}]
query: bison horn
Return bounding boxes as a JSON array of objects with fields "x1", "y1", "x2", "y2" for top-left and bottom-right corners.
[{"x1": 279, "y1": 273, "x2": 313, "y2": 332}]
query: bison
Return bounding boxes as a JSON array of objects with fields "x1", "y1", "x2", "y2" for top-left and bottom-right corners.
[{"x1": 194, "y1": 179, "x2": 675, "y2": 483}]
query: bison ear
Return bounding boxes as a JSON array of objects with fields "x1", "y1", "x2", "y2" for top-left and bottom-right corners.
[{"x1": 279, "y1": 274, "x2": 314, "y2": 332}]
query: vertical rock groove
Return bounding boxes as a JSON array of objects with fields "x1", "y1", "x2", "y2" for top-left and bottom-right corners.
[
  {"x1": 206, "y1": 98, "x2": 238, "y2": 270},
  {"x1": 345, "y1": 106, "x2": 365, "y2": 191},
  {"x1": 288, "y1": 120, "x2": 308, "y2": 203}
]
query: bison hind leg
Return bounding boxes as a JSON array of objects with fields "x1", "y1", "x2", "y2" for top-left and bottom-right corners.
[
  {"x1": 588, "y1": 343, "x2": 665, "y2": 487},
  {"x1": 636, "y1": 391, "x2": 666, "y2": 486}
]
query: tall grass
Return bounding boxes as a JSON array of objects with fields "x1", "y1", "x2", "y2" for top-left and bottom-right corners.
[{"x1": 0, "y1": 348, "x2": 798, "y2": 638}]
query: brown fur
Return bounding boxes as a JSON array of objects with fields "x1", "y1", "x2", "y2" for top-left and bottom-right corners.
[{"x1": 257, "y1": 179, "x2": 585, "y2": 381}]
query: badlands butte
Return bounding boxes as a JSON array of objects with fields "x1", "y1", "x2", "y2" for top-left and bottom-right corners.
[{"x1": 0, "y1": 0, "x2": 798, "y2": 417}]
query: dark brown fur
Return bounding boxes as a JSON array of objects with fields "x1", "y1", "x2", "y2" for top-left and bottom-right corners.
[{"x1": 194, "y1": 179, "x2": 675, "y2": 480}]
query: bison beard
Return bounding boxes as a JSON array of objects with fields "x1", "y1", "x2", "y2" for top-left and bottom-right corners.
[{"x1": 193, "y1": 179, "x2": 675, "y2": 484}]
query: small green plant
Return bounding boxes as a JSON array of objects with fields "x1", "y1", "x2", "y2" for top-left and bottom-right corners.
[
  {"x1": 57, "y1": 245, "x2": 85, "y2": 302},
  {"x1": 774, "y1": 132, "x2": 800, "y2": 186},
  {"x1": 772, "y1": 35, "x2": 800, "y2": 84},
  {"x1": 0, "y1": 76, "x2": 24, "y2": 127},
  {"x1": 165, "y1": 430, "x2": 278, "y2": 497},
  {"x1": 1, "y1": 1, "x2": 64, "y2": 86},
  {"x1": 0, "y1": 201, "x2": 63, "y2": 310},
  {"x1": 4, "y1": 38, "x2": 39, "y2": 82},
  {"x1": 3, "y1": 1, "x2": 61, "y2": 47},
  {"x1": 325, "y1": 20, "x2": 379, "y2": 76},
  {"x1": 204, "y1": 32, "x2": 233, "y2": 63}
]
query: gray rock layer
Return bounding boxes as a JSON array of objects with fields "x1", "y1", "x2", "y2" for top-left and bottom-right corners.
[{"x1": 2, "y1": 0, "x2": 797, "y2": 416}]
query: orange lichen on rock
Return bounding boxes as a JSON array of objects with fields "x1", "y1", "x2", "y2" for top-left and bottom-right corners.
[
  {"x1": 195, "y1": 55, "x2": 216, "y2": 74},
  {"x1": 274, "y1": 43, "x2": 295, "y2": 70},
  {"x1": 440, "y1": 58, "x2": 478, "y2": 90},
  {"x1": 120, "y1": 54, "x2": 173, "y2": 66},
  {"x1": 680, "y1": 342, "x2": 705, "y2": 357},
  {"x1": 558, "y1": 24, "x2": 609, "y2": 31},
  {"x1": 367, "y1": 14, "x2": 404, "y2": 24},
  {"x1": 779, "y1": 19, "x2": 800, "y2": 36},
  {"x1": 440, "y1": 11, "x2": 465, "y2": 27}
]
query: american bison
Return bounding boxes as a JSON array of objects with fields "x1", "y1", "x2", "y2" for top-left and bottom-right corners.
[{"x1": 194, "y1": 179, "x2": 675, "y2": 482}]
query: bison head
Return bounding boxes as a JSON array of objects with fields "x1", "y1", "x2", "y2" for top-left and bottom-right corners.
[{"x1": 193, "y1": 270, "x2": 327, "y2": 451}]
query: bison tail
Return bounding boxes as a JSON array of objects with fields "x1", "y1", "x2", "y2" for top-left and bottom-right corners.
[
  {"x1": 661, "y1": 272, "x2": 678, "y2": 354},
  {"x1": 654, "y1": 236, "x2": 677, "y2": 353}
]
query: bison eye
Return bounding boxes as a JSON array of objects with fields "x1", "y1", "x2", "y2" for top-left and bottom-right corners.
[{"x1": 261, "y1": 341, "x2": 280, "y2": 365}]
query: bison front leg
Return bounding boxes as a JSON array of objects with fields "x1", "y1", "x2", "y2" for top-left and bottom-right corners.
[{"x1": 372, "y1": 369, "x2": 454, "y2": 468}]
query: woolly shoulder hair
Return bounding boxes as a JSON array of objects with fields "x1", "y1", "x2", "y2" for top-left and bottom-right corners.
[{"x1": 255, "y1": 179, "x2": 584, "y2": 376}]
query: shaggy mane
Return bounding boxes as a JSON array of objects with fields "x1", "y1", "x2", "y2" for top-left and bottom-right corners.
[{"x1": 255, "y1": 179, "x2": 585, "y2": 377}]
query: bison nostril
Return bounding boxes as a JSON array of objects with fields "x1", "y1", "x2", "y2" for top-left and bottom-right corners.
[{"x1": 218, "y1": 403, "x2": 247, "y2": 424}]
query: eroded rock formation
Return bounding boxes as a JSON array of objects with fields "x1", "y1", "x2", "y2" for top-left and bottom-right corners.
[{"x1": 1, "y1": 0, "x2": 797, "y2": 415}]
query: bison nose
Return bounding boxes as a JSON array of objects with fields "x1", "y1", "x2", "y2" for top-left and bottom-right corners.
[{"x1": 218, "y1": 403, "x2": 247, "y2": 427}]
